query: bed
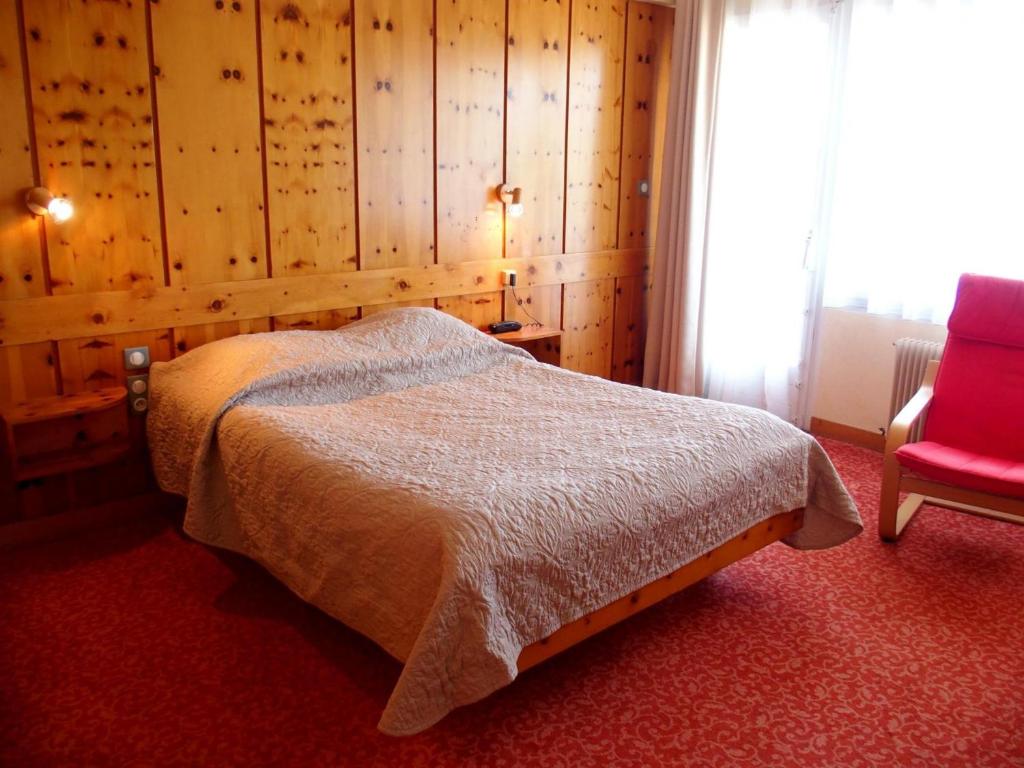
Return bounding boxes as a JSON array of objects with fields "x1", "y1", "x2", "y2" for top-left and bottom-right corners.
[{"x1": 147, "y1": 307, "x2": 862, "y2": 736}]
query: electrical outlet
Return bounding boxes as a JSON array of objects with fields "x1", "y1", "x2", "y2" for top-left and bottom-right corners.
[
  {"x1": 127, "y1": 374, "x2": 149, "y2": 414},
  {"x1": 123, "y1": 346, "x2": 150, "y2": 370},
  {"x1": 501, "y1": 269, "x2": 517, "y2": 287}
]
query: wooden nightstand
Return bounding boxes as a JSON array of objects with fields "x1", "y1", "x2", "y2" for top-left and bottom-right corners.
[
  {"x1": 491, "y1": 324, "x2": 562, "y2": 366},
  {"x1": 1, "y1": 387, "x2": 130, "y2": 523}
]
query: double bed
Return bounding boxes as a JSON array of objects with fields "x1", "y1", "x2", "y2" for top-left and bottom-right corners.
[{"x1": 147, "y1": 308, "x2": 862, "y2": 736}]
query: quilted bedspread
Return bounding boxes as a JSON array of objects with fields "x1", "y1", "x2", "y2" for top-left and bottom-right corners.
[{"x1": 147, "y1": 308, "x2": 862, "y2": 735}]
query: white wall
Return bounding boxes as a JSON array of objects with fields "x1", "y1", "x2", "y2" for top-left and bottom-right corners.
[{"x1": 809, "y1": 308, "x2": 947, "y2": 434}]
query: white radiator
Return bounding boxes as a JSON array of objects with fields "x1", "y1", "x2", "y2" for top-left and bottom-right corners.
[{"x1": 890, "y1": 338, "x2": 944, "y2": 442}]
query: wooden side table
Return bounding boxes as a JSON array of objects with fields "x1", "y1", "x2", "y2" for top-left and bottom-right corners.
[
  {"x1": 491, "y1": 324, "x2": 562, "y2": 367},
  {"x1": 1, "y1": 387, "x2": 130, "y2": 522}
]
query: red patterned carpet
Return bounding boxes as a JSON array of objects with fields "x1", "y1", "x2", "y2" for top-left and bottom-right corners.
[{"x1": 2, "y1": 439, "x2": 1023, "y2": 767}]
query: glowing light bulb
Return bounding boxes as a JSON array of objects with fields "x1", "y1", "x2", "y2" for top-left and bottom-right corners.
[
  {"x1": 25, "y1": 187, "x2": 74, "y2": 223},
  {"x1": 498, "y1": 184, "x2": 525, "y2": 219},
  {"x1": 47, "y1": 196, "x2": 74, "y2": 223}
]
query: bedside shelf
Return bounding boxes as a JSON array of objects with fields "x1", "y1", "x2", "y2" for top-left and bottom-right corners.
[
  {"x1": 1, "y1": 387, "x2": 130, "y2": 484},
  {"x1": 490, "y1": 324, "x2": 562, "y2": 367},
  {"x1": 12, "y1": 438, "x2": 131, "y2": 482},
  {"x1": 490, "y1": 324, "x2": 561, "y2": 344},
  {"x1": 2, "y1": 387, "x2": 127, "y2": 426}
]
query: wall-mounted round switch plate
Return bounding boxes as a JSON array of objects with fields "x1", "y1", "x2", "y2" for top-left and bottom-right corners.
[{"x1": 123, "y1": 346, "x2": 151, "y2": 370}]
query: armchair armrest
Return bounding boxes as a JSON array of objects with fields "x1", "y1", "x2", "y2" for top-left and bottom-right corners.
[{"x1": 884, "y1": 359, "x2": 939, "y2": 455}]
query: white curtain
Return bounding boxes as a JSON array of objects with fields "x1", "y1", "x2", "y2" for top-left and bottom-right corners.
[
  {"x1": 822, "y1": 0, "x2": 1024, "y2": 323},
  {"x1": 643, "y1": 0, "x2": 726, "y2": 396},
  {"x1": 701, "y1": 0, "x2": 839, "y2": 423},
  {"x1": 647, "y1": 0, "x2": 1024, "y2": 423}
]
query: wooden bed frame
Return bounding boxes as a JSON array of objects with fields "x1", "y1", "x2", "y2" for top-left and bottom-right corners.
[
  {"x1": 158, "y1": 492, "x2": 803, "y2": 675},
  {"x1": 517, "y1": 508, "x2": 805, "y2": 671}
]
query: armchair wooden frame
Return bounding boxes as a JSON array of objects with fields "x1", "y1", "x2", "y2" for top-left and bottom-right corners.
[{"x1": 880, "y1": 359, "x2": 1024, "y2": 541}]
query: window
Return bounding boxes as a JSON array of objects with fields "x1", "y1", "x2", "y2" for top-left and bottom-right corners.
[
  {"x1": 697, "y1": 0, "x2": 1023, "y2": 423},
  {"x1": 703, "y1": 0, "x2": 836, "y2": 417},
  {"x1": 822, "y1": 0, "x2": 1024, "y2": 323}
]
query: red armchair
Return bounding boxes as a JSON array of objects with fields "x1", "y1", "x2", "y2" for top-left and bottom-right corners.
[{"x1": 880, "y1": 273, "x2": 1024, "y2": 540}]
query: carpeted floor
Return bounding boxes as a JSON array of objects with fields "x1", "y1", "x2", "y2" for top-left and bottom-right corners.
[{"x1": 1, "y1": 438, "x2": 1022, "y2": 767}]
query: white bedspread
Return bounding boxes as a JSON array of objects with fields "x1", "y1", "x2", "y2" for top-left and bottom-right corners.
[{"x1": 147, "y1": 308, "x2": 862, "y2": 735}]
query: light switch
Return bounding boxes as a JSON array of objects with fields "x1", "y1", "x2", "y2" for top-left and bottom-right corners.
[{"x1": 124, "y1": 346, "x2": 150, "y2": 370}]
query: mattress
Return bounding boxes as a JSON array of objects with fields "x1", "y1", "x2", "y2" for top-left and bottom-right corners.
[{"x1": 147, "y1": 307, "x2": 862, "y2": 735}]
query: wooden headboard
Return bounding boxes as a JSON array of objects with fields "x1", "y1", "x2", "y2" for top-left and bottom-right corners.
[{"x1": 0, "y1": 0, "x2": 674, "y2": 515}]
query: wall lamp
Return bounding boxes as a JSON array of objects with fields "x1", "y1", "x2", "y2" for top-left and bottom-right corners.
[
  {"x1": 26, "y1": 187, "x2": 74, "y2": 223},
  {"x1": 498, "y1": 183, "x2": 524, "y2": 219}
]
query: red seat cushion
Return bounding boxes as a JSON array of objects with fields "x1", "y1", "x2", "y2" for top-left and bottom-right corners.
[
  {"x1": 923, "y1": 274, "x2": 1024, "y2": 463},
  {"x1": 895, "y1": 441, "x2": 1024, "y2": 499},
  {"x1": 924, "y1": 336, "x2": 1024, "y2": 461}
]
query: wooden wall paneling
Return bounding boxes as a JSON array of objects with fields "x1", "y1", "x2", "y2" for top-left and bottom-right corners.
[
  {"x1": 1, "y1": 248, "x2": 647, "y2": 345},
  {"x1": 151, "y1": 0, "x2": 270, "y2": 350},
  {"x1": 23, "y1": 0, "x2": 164, "y2": 296},
  {"x1": 261, "y1": 0, "x2": 359, "y2": 331},
  {"x1": 646, "y1": 2, "x2": 673, "y2": 257},
  {"x1": 57, "y1": 330, "x2": 172, "y2": 393},
  {"x1": 503, "y1": 283, "x2": 561, "y2": 328},
  {"x1": 517, "y1": 336, "x2": 561, "y2": 366},
  {"x1": 504, "y1": 0, "x2": 570, "y2": 333},
  {"x1": 618, "y1": 2, "x2": 663, "y2": 249},
  {"x1": 434, "y1": 0, "x2": 504, "y2": 329},
  {"x1": 151, "y1": 0, "x2": 267, "y2": 286},
  {"x1": 0, "y1": 0, "x2": 44, "y2": 301},
  {"x1": 610, "y1": 273, "x2": 645, "y2": 384},
  {"x1": 565, "y1": 0, "x2": 626, "y2": 254},
  {"x1": 22, "y1": 0, "x2": 162, "y2": 296},
  {"x1": 0, "y1": 0, "x2": 57, "y2": 403},
  {"x1": 561, "y1": 277, "x2": 613, "y2": 376},
  {"x1": 273, "y1": 307, "x2": 360, "y2": 331},
  {"x1": 361, "y1": 298, "x2": 434, "y2": 317},
  {"x1": 172, "y1": 319, "x2": 272, "y2": 357},
  {"x1": 435, "y1": 0, "x2": 505, "y2": 264},
  {"x1": 0, "y1": 344, "x2": 56, "y2": 404},
  {"x1": 436, "y1": 292, "x2": 501, "y2": 330},
  {"x1": 505, "y1": 0, "x2": 570, "y2": 261},
  {"x1": 171, "y1": 320, "x2": 277, "y2": 359},
  {"x1": 262, "y1": 0, "x2": 357, "y2": 275},
  {"x1": 612, "y1": 5, "x2": 666, "y2": 386},
  {"x1": 355, "y1": 0, "x2": 434, "y2": 270}
]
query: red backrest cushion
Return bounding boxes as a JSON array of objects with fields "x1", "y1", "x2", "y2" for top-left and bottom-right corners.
[{"x1": 924, "y1": 274, "x2": 1024, "y2": 461}]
